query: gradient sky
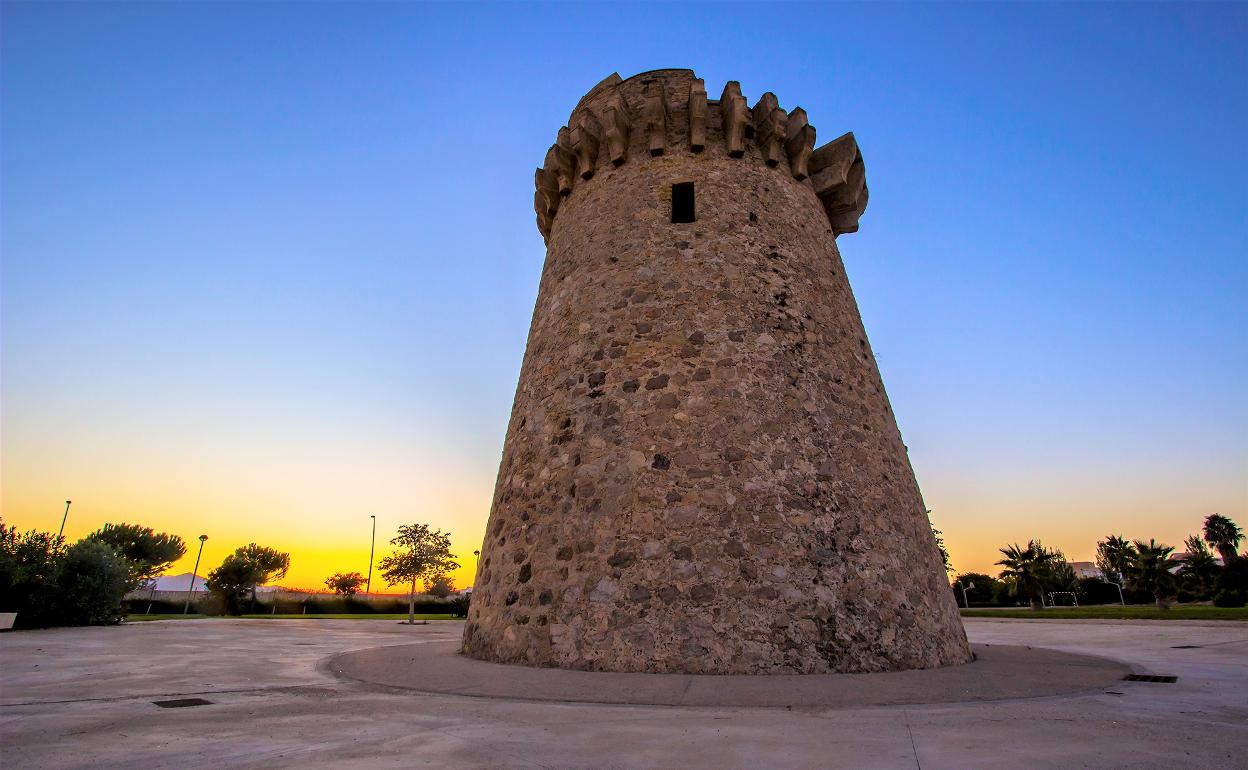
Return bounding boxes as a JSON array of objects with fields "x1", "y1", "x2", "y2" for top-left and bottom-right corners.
[{"x1": 2, "y1": 2, "x2": 1245, "y2": 590}]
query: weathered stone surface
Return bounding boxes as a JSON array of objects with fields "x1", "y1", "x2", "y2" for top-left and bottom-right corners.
[
  {"x1": 719, "y1": 80, "x2": 749, "y2": 159},
  {"x1": 784, "y1": 107, "x2": 815, "y2": 181},
  {"x1": 809, "y1": 131, "x2": 868, "y2": 235},
  {"x1": 687, "y1": 78, "x2": 707, "y2": 153},
  {"x1": 466, "y1": 68, "x2": 969, "y2": 674},
  {"x1": 751, "y1": 92, "x2": 786, "y2": 168}
]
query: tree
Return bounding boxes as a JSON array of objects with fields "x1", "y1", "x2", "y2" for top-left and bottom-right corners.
[
  {"x1": 1203, "y1": 514, "x2": 1243, "y2": 565},
  {"x1": 55, "y1": 540, "x2": 132, "y2": 625},
  {"x1": 1095, "y1": 535, "x2": 1134, "y2": 586},
  {"x1": 996, "y1": 541, "x2": 1057, "y2": 610},
  {"x1": 951, "y1": 572, "x2": 1003, "y2": 606},
  {"x1": 325, "y1": 571, "x2": 366, "y2": 596},
  {"x1": 204, "y1": 544, "x2": 291, "y2": 615},
  {"x1": 378, "y1": 524, "x2": 459, "y2": 624},
  {"x1": 1125, "y1": 539, "x2": 1177, "y2": 609},
  {"x1": 425, "y1": 573, "x2": 455, "y2": 598},
  {"x1": 1179, "y1": 534, "x2": 1220, "y2": 599},
  {"x1": 85, "y1": 523, "x2": 186, "y2": 588}
]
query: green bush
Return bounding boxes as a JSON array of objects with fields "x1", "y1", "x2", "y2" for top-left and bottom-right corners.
[
  {"x1": 55, "y1": 541, "x2": 131, "y2": 625},
  {"x1": 1212, "y1": 589, "x2": 1246, "y2": 608},
  {"x1": 1, "y1": 521, "x2": 135, "y2": 628},
  {"x1": 0, "y1": 523, "x2": 67, "y2": 627}
]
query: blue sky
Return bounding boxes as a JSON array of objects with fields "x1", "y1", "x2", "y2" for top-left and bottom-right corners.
[{"x1": 2, "y1": 2, "x2": 1245, "y2": 581}]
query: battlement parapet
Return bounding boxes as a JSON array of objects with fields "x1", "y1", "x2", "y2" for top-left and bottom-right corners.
[{"x1": 534, "y1": 69, "x2": 868, "y2": 241}]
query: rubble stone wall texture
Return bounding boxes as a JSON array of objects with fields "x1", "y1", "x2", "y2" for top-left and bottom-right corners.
[{"x1": 462, "y1": 69, "x2": 972, "y2": 673}]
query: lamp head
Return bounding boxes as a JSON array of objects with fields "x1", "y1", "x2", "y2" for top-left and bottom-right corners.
[{"x1": 198, "y1": 534, "x2": 208, "y2": 542}]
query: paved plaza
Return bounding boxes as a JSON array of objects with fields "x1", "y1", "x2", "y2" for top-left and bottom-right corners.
[{"x1": 1, "y1": 618, "x2": 1245, "y2": 768}]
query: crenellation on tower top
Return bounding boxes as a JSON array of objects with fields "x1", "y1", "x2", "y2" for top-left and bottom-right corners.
[{"x1": 533, "y1": 69, "x2": 869, "y2": 243}]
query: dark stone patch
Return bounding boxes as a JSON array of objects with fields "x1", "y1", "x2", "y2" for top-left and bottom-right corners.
[
  {"x1": 690, "y1": 584, "x2": 716, "y2": 603},
  {"x1": 812, "y1": 548, "x2": 837, "y2": 566},
  {"x1": 652, "y1": 454, "x2": 671, "y2": 470},
  {"x1": 608, "y1": 550, "x2": 636, "y2": 568},
  {"x1": 645, "y1": 374, "x2": 670, "y2": 390},
  {"x1": 517, "y1": 563, "x2": 532, "y2": 583}
]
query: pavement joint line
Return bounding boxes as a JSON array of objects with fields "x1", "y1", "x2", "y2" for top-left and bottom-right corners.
[
  {"x1": 0, "y1": 682, "x2": 333, "y2": 708},
  {"x1": 904, "y1": 708, "x2": 922, "y2": 770}
]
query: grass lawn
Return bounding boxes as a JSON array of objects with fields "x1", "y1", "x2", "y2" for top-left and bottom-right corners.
[
  {"x1": 960, "y1": 605, "x2": 1248, "y2": 621},
  {"x1": 125, "y1": 612, "x2": 459, "y2": 622}
]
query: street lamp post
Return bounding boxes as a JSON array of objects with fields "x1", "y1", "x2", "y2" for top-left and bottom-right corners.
[
  {"x1": 1108, "y1": 580, "x2": 1126, "y2": 606},
  {"x1": 958, "y1": 580, "x2": 974, "y2": 609},
  {"x1": 183, "y1": 535, "x2": 208, "y2": 615},
  {"x1": 365, "y1": 515, "x2": 376, "y2": 597},
  {"x1": 58, "y1": 500, "x2": 72, "y2": 538}
]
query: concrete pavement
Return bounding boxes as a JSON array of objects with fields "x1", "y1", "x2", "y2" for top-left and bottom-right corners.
[{"x1": 1, "y1": 617, "x2": 1245, "y2": 769}]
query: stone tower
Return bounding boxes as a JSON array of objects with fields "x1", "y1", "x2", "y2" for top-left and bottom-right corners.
[{"x1": 462, "y1": 69, "x2": 971, "y2": 674}]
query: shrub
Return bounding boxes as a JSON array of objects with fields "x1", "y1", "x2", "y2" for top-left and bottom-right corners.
[
  {"x1": 1212, "y1": 590, "x2": 1246, "y2": 608},
  {"x1": 0, "y1": 523, "x2": 67, "y2": 628},
  {"x1": 55, "y1": 541, "x2": 132, "y2": 625}
]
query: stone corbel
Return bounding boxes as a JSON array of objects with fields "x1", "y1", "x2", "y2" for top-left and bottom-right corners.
[
  {"x1": 810, "y1": 132, "x2": 868, "y2": 235},
  {"x1": 598, "y1": 94, "x2": 631, "y2": 167},
  {"x1": 547, "y1": 127, "x2": 578, "y2": 197},
  {"x1": 784, "y1": 107, "x2": 815, "y2": 181},
  {"x1": 752, "y1": 92, "x2": 787, "y2": 167},
  {"x1": 534, "y1": 190, "x2": 552, "y2": 241},
  {"x1": 570, "y1": 113, "x2": 602, "y2": 181},
  {"x1": 535, "y1": 167, "x2": 560, "y2": 220},
  {"x1": 642, "y1": 81, "x2": 668, "y2": 157},
  {"x1": 688, "y1": 78, "x2": 707, "y2": 152},
  {"x1": 720, "y1": 81, "x2": 749, "y2": 158}
]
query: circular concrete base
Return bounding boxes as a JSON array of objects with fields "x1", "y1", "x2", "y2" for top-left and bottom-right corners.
[{"x1": 324, "y1": 641, "x2": 1131, "y2": 708}]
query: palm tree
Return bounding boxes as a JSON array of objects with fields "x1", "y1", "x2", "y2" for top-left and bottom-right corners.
[
  {"x1": 1180, "y1": 534, "x2": 1220, "y2": 599},
  {"x1": 996, "y1": 541, "x2": 1056, "y2": 610},
  {"x1": 1203, "y1": 514, "x2": 1243, "y2": 564},
  {"x1": 1095, "y1": 535, "x2": 1134, "y2": 585},
  {"x1": 1126, "y1": 539, "x2": 1177, "y2": 609}
]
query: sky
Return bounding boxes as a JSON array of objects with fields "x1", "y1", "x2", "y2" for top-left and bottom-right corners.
[{"x1": 2, "y1": 2, "x2": 1245, "y2": 590}]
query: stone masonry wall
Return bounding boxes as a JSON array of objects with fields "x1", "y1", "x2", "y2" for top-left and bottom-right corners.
[{"x1": 461, "y1": 69, "x2": 971, "y2": 673}]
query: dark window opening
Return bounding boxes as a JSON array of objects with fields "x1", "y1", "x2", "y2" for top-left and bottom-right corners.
[{"x1": 672, "y1": 182, "x2": 695, "y2": 223}]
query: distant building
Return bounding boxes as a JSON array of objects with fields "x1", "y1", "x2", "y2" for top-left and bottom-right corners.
[{"x1": 1070, "y1": 561, "x2": 1104, "y2": 579}]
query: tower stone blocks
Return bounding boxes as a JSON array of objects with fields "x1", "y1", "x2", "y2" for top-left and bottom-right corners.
[{"x1": 463, "y1": 69, "x2": 972, "y2": 674}]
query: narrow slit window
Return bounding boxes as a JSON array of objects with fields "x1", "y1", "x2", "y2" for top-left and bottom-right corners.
[{"x1": 671, "y1": 182, "x2": 695, "y2": 223}]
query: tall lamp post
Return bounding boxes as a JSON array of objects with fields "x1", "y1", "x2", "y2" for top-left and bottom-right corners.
[
  {"x1": 1108, "y1": 580, "x2": 1126, "y2": 606},
  {"x1": 183, "y1": 535, "x2": 208, "y2": 615},
  {"x1": 58, "y1": 500, "x2": 72, "y2": 538},
  {"x1": 365, "y1": 515, "x2": 376, "y2": 597},
  {"x1": 957, "y1": 580, "x2": 974, "y2": 609}
]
